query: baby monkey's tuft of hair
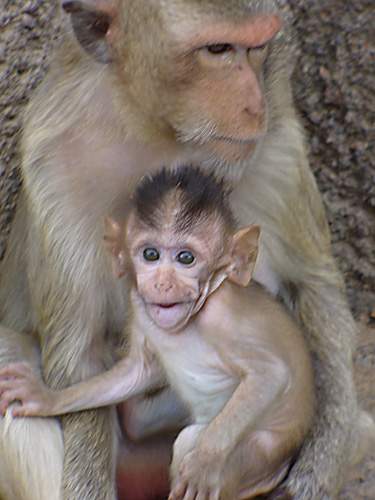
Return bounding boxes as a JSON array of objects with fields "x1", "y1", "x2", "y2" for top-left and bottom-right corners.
[{"x1": 133, "y1": 166, "x2": 235, "y2": 233}]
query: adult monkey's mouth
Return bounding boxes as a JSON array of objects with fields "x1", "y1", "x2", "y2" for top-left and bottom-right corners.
[{"x1": 211, "y1": 134, "x2": 263, "y2": 145}]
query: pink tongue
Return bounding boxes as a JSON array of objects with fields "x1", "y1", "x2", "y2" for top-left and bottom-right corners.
[{"x1": 153, "y1": 303, "x2": 186, "y2": 329}]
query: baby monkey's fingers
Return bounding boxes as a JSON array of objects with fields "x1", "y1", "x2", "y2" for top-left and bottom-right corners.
[
  {"x1": 0, "y1": 396, "x2": 11, "y2": 415},
  {"x1": 10, "y1": 402, "x2": 43, "y2": 418},
  {"x1": 0, "y1": 386, "x2": 29, "y2": 415},
  {"x1": 185, "y1": 485, "x2": 219, "y2": 500},
  {"x1": 208, "y1": 489, "x2": 220, "y2": 500},
  {"x1": 181, "y1": 486, "x2": 196, "y2": 500},
  {"x1": 195, "y1": 490, "x2": 211, "y2": 500},
  {"x1": 168, "y1": 481, "x2": 188, "y2": 500},
  {"x1": 0, "y1": 377, "x2": 26, "y2": 396},
  {"x1": 0, "y1": 361, "x2": 36, "y2": 380}
]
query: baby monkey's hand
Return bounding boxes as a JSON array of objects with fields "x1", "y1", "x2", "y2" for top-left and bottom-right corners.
[
  {"x1": 169, "y1": 443, "x2": 233, "y2": 500},
  {"x1": 0, "y1": 362, "x2": 56, "y2": 417}
]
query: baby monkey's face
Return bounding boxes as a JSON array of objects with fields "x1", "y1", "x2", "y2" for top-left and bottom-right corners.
[
  {"x1": 130, "y1": 226, "x2": 221, "y2": 332},
  {"x1": 105, "y1": 187, "x2": 258, "y2": 333}
]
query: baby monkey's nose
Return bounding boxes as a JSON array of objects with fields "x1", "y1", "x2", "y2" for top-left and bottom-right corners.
[{"x1": 154, "y1": 281, "x2": 174, "y2": 293}]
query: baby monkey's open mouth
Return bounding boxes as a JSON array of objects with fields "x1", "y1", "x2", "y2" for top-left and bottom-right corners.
[{"x1": 146, "y1": 301, "x2": 194, "y2": 330}]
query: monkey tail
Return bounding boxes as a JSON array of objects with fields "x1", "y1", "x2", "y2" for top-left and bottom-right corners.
[
  {"x1": 350, "y1": 410, "x2": 375, "y2": 465},
  {"x1": 0, "y1": 407, "x2": 63, "y2": 500}
]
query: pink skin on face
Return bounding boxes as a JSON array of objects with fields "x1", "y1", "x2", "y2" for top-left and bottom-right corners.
[
  {"x1": 146, "y1": 301, "x2": 194, "y2": 331},
  {"x1": 137, "y1": 265, "x2": 203, "y2": 332}
]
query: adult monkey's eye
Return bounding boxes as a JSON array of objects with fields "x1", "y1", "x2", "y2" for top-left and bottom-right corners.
[
  {"x1": 251, "y1": 43, "x2": 268, "y2": 52},
  {"x1": 177, "y1": 251, "x2": 195, "y2": 265},
  {"x1": 247, "y1": 43, "x2": 269, "y2": 67},
  {"x1": 143, "y1": 248, "x2": 160, "y2": 262},
  {"x1": 206, "y1": 44, "x2": 233, "y2": 55}
]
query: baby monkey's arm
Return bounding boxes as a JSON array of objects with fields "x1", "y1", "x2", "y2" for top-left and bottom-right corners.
[
  {"x1": 0, "y1": 340, "x2": 163, "y2": 417},
  {"x1": 169, "y1": 351, "x2": 291, "y2": 500},
  {"x1": 200, "y1": 353, "x2": 289, "y2": 454}
]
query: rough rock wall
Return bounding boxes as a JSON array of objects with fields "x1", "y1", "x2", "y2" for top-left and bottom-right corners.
[
  {"x1": 0, "y1": 0, "x2": 60, "y2": 258},
  {"x1": 288, "y1": 0, "x2": 375, "y2": 315}
]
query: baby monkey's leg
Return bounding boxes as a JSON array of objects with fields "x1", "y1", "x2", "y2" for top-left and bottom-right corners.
[
  {"x1": 171, "y1": 424, "x2": 205, "y2": 474},
  {"x1": 170, "y1": 426, "x2": 294, "y2": 500},
  {"x1": 236, "y1": 430, "x2": 293, "y2": 499}
]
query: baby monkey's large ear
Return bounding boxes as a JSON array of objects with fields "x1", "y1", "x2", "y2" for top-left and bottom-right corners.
[
  {"x1": 104, "y1": 217, "x2": 126, "y2": 278},
  {"x1": 227, "y1": 225, "x2": 260, "y2": 287}
]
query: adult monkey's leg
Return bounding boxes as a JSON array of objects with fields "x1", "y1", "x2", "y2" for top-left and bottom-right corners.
[
  {"x1": 38, "y1": 287, "x2": 118, "y2": 500},
  {"x1": 40, "y1": 320, "x2": 118, "y2": 500},
  {"x1": 0, "y1": 199, "x2": 64, "y2": 499},
  {"x1": 60, "y1": 409, "x2": 117, "y2": 500},
  {"x1": 26, "y1": 197, "x2": 119, "y2": 500},
  {"x1": 285, "y1": 284, "x2": 357, "y2": 499},
  {"x1": 0, "y1": 328, "x2": 63, "y2": 500},
  {"x1": 278, "y1": 159, "x2": 358, "y2": 500}
]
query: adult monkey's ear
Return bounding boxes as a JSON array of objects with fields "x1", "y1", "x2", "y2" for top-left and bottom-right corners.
[
  {"x1": 62, "y1": 0, "x2": 116, "y2": 63},
  {"x1": 227, "y1": 225, "x2": 260, "y2": 287},
  {"x1": 104, "y1": 217, "x2": 127, "y2": 278}
]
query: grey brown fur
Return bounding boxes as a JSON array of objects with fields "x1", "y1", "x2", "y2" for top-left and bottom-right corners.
[{"x1": 0, "y1": 1, "x2": 372, "y2": 499}]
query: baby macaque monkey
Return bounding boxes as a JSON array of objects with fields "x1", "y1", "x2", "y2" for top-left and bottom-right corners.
[{"x1": 0, "y1": 167, "x2": 314, "y2": 499}]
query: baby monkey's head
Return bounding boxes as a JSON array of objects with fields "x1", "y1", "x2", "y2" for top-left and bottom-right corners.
[{"x1": 105, "y1": 167, "x2": 259, "y2": 332}]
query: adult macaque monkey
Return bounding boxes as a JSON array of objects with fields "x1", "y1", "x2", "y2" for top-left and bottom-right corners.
[
  {"x1": 0, "y1": 168, "x2": 316, "y2": 500},
  {"x1": 0, "y1": 0, "x2": 366, "y2": 499}
]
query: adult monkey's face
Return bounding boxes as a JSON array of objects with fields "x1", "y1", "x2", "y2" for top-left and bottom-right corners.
[
  {"x1": 63, "y1": 0, "x2": 283, "y2": 162},
  {"x1": 157, "y1": 2, "x2": 283, "y2": 163}
]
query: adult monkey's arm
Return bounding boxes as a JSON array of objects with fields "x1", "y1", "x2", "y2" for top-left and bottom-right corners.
[
  {"x1": 0, "y1": 0, "x2": 359, "y2": 499},
  {"x1": 234, "y1": 129, "x2": 357, "y2": 499}
]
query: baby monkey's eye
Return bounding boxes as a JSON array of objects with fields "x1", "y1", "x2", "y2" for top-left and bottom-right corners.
[
  {"x1": 206, "y1": 44, "x2": 233, "y2": 55},
  {"x1": 143, "y1": 248, "x2": 160, "y2": 262},
  {"x1": 177, "y1": 250, "x2": 195, "y2": 266}
]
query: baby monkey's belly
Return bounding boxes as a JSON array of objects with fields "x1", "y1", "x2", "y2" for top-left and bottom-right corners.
[
  {"x1": 175, "y1": 364, "x2": 238, "y2": 424},
  {"x1": 155, "y1": 331, "x2": 239, "y2": 424}
]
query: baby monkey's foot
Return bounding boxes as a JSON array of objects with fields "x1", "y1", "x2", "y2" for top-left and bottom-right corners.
[{"x1": 169, "y1": 446, "x2": 233, "y2": 500}]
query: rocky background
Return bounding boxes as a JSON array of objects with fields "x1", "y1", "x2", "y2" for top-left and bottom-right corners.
[{"x1": 0, "y1": 0, "x2": 374, "y2": 498}]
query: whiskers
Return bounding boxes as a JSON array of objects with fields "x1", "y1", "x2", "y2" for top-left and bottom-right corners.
[{"x1": 176, "y1": 118, "x2": 218, "y2": 145}]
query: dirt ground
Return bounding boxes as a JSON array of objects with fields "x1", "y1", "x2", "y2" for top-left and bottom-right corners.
[{"x1": 0, "y1": 1, "x2": 374, "y2": 498}]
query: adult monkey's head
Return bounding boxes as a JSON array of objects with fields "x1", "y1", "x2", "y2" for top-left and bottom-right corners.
[{"x1": 62, "y1": 0, "x2": 286, "y2": 163}]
